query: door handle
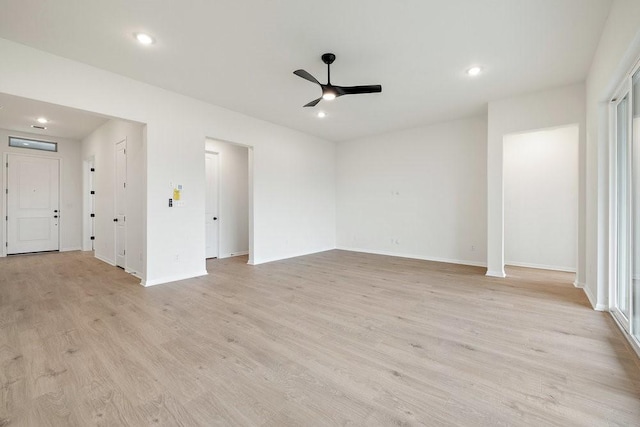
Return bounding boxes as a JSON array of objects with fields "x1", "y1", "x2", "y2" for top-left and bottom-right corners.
[
  {"x1": 113, "y1": 218, "x2": 118, "y2": 222},
  {"x1": 54, "y1": 210, "x2": 58, "y2": 213},
  {"x1": 213, "y1": 217, "x2": 218, "y2": 220},
  {"x1": 53, "y1": 215, "x2": 58, "y2": 218}
]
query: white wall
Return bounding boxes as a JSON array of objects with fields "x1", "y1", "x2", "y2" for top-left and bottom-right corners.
[
  {"x1": 487, "y1": 83, "x2": 586, "y2": 278},
  {"x1": 585, "y1": 0, "x2": 640, "y2": 310},
  {"x1": 504, "y1": 125, "x2": 579, "y2": 272},
  {"x1": 0, "y1": 128, "x2": 82, "y2": 253},
  {"x1": 337, "y1": 116, "x2": 487, "y2": 266},
  {"x1": 0, "y1": 38, "x2": 336, "y2": 286},
  {"x1": 82, "y1": 119, "x2": 145, "y2": 278},
  {"x1": 205, "y1": 139, "x2": 249, "y2": 258}
]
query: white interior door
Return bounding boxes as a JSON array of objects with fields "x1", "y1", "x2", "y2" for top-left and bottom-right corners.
[
  {"x1": 6, "y1": 154, "x2": 60, "y2": 254},
  {"x1": 115, "y1": 140, "x2": 126, "y2": 268},
  {"x1": 205, "y1": 152, "x2": 219, "y2": 259},
  {"x1": 89, "y1": 160, "x2": 95, "y2": 251}
]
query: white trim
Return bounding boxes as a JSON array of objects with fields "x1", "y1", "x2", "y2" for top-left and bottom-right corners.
[
  {"x1": 95, "y1": 253, "x2": 115, "y2": 266},
  {"x1": 573, "y1": 280, "x2": 585, "y2": 288},
  {"x1": 584, "y1": 284, "x2": 607, "y2": 311},
  {"x1": 220, "y1": 250, "x2": 249, "y2": 258},
  {"x1": 125, "y1": 269, "x2": 142, "y2": 280},
  {"x1": 142, "y1": 270, "x2": 208, "y2": 287},
  {"x1": 485, "y1": 270, "x2": 506, "y2": 278},
  {"x1": 504, "y1": 261, "x2": 576, "y2": 273},
  {"x1": 336, "y1": 246, "x2": 487, "y2": 268},
  {"x1": 60, "y1": 246, "x2": 82, "y2": 252}
]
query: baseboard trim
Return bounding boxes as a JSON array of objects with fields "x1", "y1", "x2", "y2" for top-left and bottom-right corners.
[
  {"x1": 583, "y1": 284, "x2": 607, "y2": 311},
  {"x1": 505, "y1": 261, "x2": 576, "y2": 273},
  {"x1": 573, "y1": 280, "x2": 585, "y2": 288},
  {"x1": 485, "y1": 270, "x2": 506, "y2": 278},
  {"x1": 95, "y1": 254, "x2": 115, "y2": 266},
  {"x1": 60, "y1": 246, "x2": 82, "y2": 252},
  {"x1": 125, "y1": 269, "x2": 143, "y2": 280},
  {"x1": 220, "y1": 250, "x2": 249, "y2": 259},
  {"x1": 142, "y1": 270, "x2": 208, "y2": 287},
  {"x1": 336, "y1": 246, "x2": 487, "y2": 268}
]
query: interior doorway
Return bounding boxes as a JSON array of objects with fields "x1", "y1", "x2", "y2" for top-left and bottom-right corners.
[
  {"x1": 6, "y1": 153, "x2": 60, "y2": 254},
  {"x1": 204, "y1": 138, "x2": 251, "y2": 263},
  {"x1": 503, "y1": 124, "x2": 579, "y2": 274}
]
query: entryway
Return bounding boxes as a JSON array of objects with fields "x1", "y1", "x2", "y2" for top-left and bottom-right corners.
[{"x1": 6, "y1": 153, "x2": 60, "y2": 254}]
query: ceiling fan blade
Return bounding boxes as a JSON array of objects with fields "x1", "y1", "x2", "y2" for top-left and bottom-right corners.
[
  {"x1": 303, "y1": 97, "x2": 322, "y2": 107},
  {"x1": 335, "y1": 85, "x2": 382, "y2": 96},
  {"x1": 294, "y1": 69, "x2": 320, "y2": 85}
]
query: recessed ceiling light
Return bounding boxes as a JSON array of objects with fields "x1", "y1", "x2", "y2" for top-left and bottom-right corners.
[
  {"x1": 36, "y1": 117, "x2": 48, "y2": 124},
  {"x1": 317, "y1": 111, "x2": 326, "y2": 118},
  {"x1": 135, "y1": 32, "x2": 155, "y2": 45},
  {"x1": 466, "y1": 66, "x2": 482, "y2": 77}
]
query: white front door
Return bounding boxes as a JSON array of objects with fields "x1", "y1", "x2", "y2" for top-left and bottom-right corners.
[
  {"x1": 6, "y1": 154, "x2": 60, "y2": 254},
  {"x1": 205, "y1": 152, "x2": 219, "y2": 259},
  {"x1": 115, "y1": 140, "x2": 126, "y2": 268}
]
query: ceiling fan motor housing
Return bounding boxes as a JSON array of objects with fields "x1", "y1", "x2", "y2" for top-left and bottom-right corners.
[{"x1": 321, "y1": 53, "x2": 336, "y2": 65}]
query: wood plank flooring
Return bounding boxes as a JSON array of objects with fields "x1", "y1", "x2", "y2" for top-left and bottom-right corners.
[{"x1": 0, "y1": 250, "x2": 639, "y2": 426}]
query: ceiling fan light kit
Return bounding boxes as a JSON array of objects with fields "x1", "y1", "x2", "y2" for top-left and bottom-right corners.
[{"x1": 293, "y1": 53, "x2": 382, "y2": 107}]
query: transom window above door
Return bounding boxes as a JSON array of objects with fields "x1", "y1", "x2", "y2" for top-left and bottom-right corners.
[{"x1": 8, "y1": 136, "x2": 57, "y2": 152}]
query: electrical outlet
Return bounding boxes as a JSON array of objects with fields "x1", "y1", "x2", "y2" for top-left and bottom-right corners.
[{"x1": 471, "y1": 245, "x2": 476, "y2": 251}]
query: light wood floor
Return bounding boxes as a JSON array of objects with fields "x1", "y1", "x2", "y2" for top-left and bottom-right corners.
[{"x1": 0, "y1": 250, "x2": 639, "y2": 426}]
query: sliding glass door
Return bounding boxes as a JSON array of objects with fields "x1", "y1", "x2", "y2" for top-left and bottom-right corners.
[
  {"x1": 612, "y1": 66, "x2": 640, "y2": 341},
  {"x1": 613, "y1": 92, "x2": 631, "y2": 329},
  {"x1": 632, "y1": 69, "x2": 640, "y2": 339}
]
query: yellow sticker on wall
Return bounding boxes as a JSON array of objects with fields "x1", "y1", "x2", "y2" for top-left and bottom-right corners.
[{"x1": 173, "y1": 188, "x2": 181, "y2": 201}]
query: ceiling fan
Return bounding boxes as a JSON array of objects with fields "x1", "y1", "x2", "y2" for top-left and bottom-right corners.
[{"x1": 293, "y1": 53, "x2": 382, "y2": 107}]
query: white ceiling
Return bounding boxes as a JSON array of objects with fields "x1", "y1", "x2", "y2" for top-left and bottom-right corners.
[
  {"x1": 0, "y1": 92, "x2": 109, "y2": 140},
  {"x1": 0, "y1": 0, "x2": 612, "y2": 142}
]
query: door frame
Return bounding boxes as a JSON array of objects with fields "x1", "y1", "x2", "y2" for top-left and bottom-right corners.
[
  {"x1": 204, "y1": 138, "x2": 254, "y2": 264},
  {"x1": 609, "y1": 73, "x2": 640, "y2": 334},
  {"x1": 3, "y1": 151, "x2": 62, "y2": 257},
  {"x1": 205, "y1": 150, "x2": 221, "y2": 259}
]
